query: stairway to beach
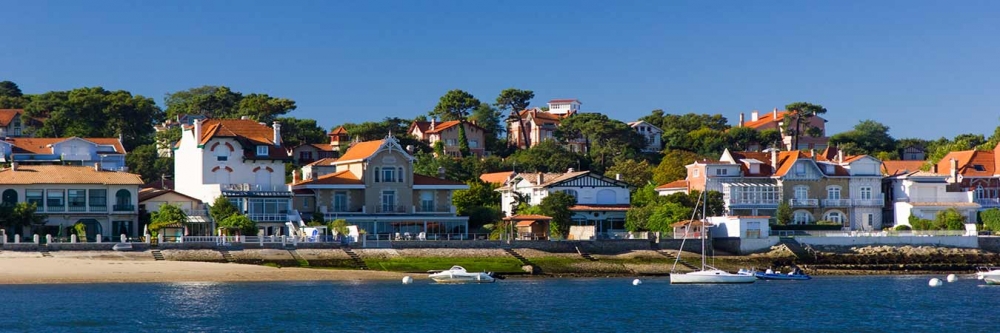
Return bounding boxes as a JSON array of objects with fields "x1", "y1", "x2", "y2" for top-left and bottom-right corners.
[
  {"x1": 39, "y1": 247, "x2": 52, "y2": 258},
  {"x1": 287, "y1": 249, "x2": 309, "y2": 267},
  {"x1": 778, "y1": 238, "x2": 814, "y2": 261},
  {"x1": 343, "y1": 247, "x2": 369, "y2": 270},
  {"x1": 502, "y1": 248, "x2": 541, "y2": 274},
  {"x1": 219, "y1": 249, "x2": 235, "y2": 263},
  {"x1": 151, "y1": 250, "x2": 165, "y2": 261},
  {"x1": 575, "y1": 246, "x2": 598, "y2": 261},
  {"x1": 656, "y1": 250, "x2": 699, "y2": 270}
]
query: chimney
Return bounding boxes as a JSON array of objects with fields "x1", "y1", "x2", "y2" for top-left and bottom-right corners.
[
  {"x1": 837, "y1": 149, "x2": 844, "y2": 164},
  {"x1": 773, "y1": 108, "x2": 778, "y2": 120},
  {"x1": 771, "y1": 149, "x2": 778, "y2": 170},
  {"x1": 615, "y1": 173, "x2": 622, "y2": 181},
  {"x1": 810, "y1": 149, "x2": 816, "y2": 160},
  {"x1": 536, "y1": 172, "x2": 544, "y2": 185},
  {"x1": 272, "y1": 121, "x2": 282, "y2": 147},
  {"x1": 950, "y1": 158, "x2": 958, "y2": 182},
  {"x1": 94, "y1": 162, "x2": 101, "y2": 171},
  {"x1": 193, "y1": 119, "x2": 203, "y2": 142},
  {"x1": 750, "y1": 110, "x2": 759, "y2": 122},
  {"x1": 931, "y1": 164, "x2": 938, "y2": 173},
  {"x1": 11, "y1": 161, "x2": 17, "y2": 171},
  {"x1": 438, "y1": 167, "x2": 446, "y2": 179},
  {"x1": 292, "y1": 170, "x2": 301, "y2": 184},
  {"x1": 241, "y1": 116, "x2": 250, "y2": 120},
  {"x1": 567, "y1": 167, "x2": 574, "y2": 173},
  {"x1": 430, "y1": 118, "x2": 436, "y2": 131},
  {"x1": 738, "y1": 113, "x2": 745, "y2": 127}
]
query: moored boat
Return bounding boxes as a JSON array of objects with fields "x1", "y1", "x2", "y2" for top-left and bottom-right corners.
[
  {"x1": 743, "y1": 268, "x2": 812, "y2": 281},
  {"x1": 976, "y1": 266, "x2": 1000, "y2": 284},
  {"x1": 428, "y1": 266, "x2": 497, "y2": 283},
  {"x1": 669, "y1": 191, "x2": 756, "y2": 285}
]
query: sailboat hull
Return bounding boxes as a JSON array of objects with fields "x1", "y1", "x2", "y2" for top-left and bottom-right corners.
[{"x1": 670, "y1": 270, "x2": 757, "y2": 284}]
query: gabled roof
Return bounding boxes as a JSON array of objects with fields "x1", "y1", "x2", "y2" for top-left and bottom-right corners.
[
  {"x1": 294, "y1": 170, "x2": 363, "y2": 186},
  {"x1": 655, "y1": 179, "x2": 688, "y2": 190},
  {"x1": 138, "y1": 188, "x2": 202, "y2": 203},
  {"x1": 0, "y1": 109, "x2": 23, "y2": 127},
  {"x1": 6, "y1": 137, "x2": 126, "y2": 155},
  {"x1": 516, "y1": 109, "x2": 565, "y2": 122},
  {"x1": 198, "y1": 119, "x2": 276, "y2": 146},
  {"x1": 306, "y1": 157, "x2": 339, "y2": 166},
  {"x1": 627, "y1": 120, "x2": 662, "y2": 132},
  {"x1": 330, "y1": 126, "x2": 348, "y2": 135},
  {"x1": 410, "y1": 120, "x2": 485, "y2": 135},
  {"x1": 296, "y1": 143, "x2": 335, "y2": 152},
  {"x1": 882, "y1": 160, "x2": 928, "y2": 176},
  {"x1": 480, "y1": 171, "x2": 515, "y2": 185},
  {"x1": 503, "y1": 214, "x2": 553, "y2": 221},
  {"x1": 743, "y1": 110, "x2": 792, "y2": 129},
  {"x1": 336, "y1": 139, "x2": 384, "y2": 162},
  {"x1": 937, "y1": 149, "x2": 997, "y2": 177},
  {"x1": 569, "y1": 204, "x2": 630, "y2": 212},
  {"x1": 0, "y1": 165, "x2": 143, "y2": 185}
]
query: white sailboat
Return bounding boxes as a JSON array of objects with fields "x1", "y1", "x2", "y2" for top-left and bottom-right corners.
[{"x1": 670, "y1": 191, "x2": 756, "y2": 284}]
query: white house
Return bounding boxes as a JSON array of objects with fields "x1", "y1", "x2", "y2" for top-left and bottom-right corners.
[
  {"x1": 628, "y1": 120, "x2": 663, "y2": 152},
  {"x1": 887, "y1": 171, "x2": 980, "y2": 228},
  {"x1": 498, "y1": 170, "x2": 632, "y2": 235},
  {"x1": 0, "y1": 164, "x2": 143, "y2": 242},
  {"x1": 138, "y1": 187, "x2": 211, "y2": 235},
  {"x1": 173, "y1": 117, "x2": 296, "y2": 236},
  {"x1": 707, "y1": 216, "x2": 770, "y2": 239},
  {"x1": 0, "y1": 137, "x2": 127, "y2": 170}
]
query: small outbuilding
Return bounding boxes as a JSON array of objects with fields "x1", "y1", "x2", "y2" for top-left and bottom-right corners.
[
  {"x1": 671, "y1": 220, "x2": 714, "y2": 239},
  {"x1": 502, "y1": 214, "x2": 552, "y2": 240}
]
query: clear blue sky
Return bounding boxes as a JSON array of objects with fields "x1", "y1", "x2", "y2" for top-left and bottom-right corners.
[{"x1": 2, "y1": 0, "x2": 998, "y2": 139}]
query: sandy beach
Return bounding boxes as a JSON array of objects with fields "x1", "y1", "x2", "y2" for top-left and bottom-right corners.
[{"x1": 0, "y1": 256, "x2": 417, "y2": 285}]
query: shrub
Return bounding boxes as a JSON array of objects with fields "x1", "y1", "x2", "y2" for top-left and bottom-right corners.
[
  {"x1": 980, "y1": 208, "x2": 1000, "y2": 231},
  {"x1": 895, "y1": 225, "x2": 912, "y2": 231}
]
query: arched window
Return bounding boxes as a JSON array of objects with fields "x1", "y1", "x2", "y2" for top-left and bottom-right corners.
[
  {"x1": 596, "y1": 189, "x2": 616, "y2": 204},
  {"x1": 823, "y1": 210, "x2": 845, "y2": 224},
  {"x1": 976, "y1": 185, "x2": 985, "y2": 200},
  {"x1": 2, "y1": 189, "x2": 17, "y2": 205},
  {"x1": 793, "y1": 210, "x2": 813, "y2": 225},
  {"x1": 115, "y1": 189, "x2": 131, "y2": 210}
]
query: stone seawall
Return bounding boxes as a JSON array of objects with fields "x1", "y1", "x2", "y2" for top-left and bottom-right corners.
[{"x1": 389, "y1": 239, "x2": 653, "y2": 254}]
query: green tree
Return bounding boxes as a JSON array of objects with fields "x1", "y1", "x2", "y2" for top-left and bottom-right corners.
[
  {"x1": 726, "y1": 126, "x2": 760, "y2": 151},
  {"x1": 509, "y1": 140, "x2": 585, "y2": 173},
  {"x1": 276, "y1": 116, "x2": 328, "y2": 147},
  {"x1": 328, "y1": 218, "x2": 349, "y2": 236},
  {"x1": 556, "y1": 113, "x2": 646, "y2": 172},
  {"x1": 646, "y1": 202, "x2": 693, "y2": 233},
  {"x1": 457, "y1": 123, "x2": 471, "y2": 157},
  {"x1": 758, "y1": 129, "x2": 783, "y2": 149},
  {"x1": 538, "y1": 192, "x2": 577, "y2": 238},
  {"x1": 934, "y1": 208, "x2": 967, "y2": 230},
  {"x1": 495, "y1": 88, "x2": 534, "y2": 147},
  {"x1": 237, "y1": 93, "x2": 297, "y2": 124},
  {"x1": 163, "y1": 86, "x2": 296, "y2": 123},
  {"x1": 829, "y1": 120, "x2": 897, "y2": 156},
  {"x1": 219, "y1": 214, "x2": 257, "y2": 236},
  {"x1": 652, "y1": 150, "x2": 701, "y2": 185},
  {"x1": 980, "y1": 208, "x2": 1000, "y2": 232},
  {"x1": 606, "y1": 158, "x2": 653, "y2": 188},
  {"x1": 431, "y1": 89, "x2": 481, "y2": 121},
  {"x1": 0, "y1": 81, "x2": 27, "y2": 108},
  {"x1": 452, "y1": 180, "x2": 504, "y2": 230},
  {"x1": 909, "y1": 215, "x2": 933, "y2": 230},
  {"x1": 625, "y1": 205, "x2": 654, "y2": 232},
  {"x1": 0, "y1": 202, "x2": 44, "y2": 231},
  {"x1": 149, "y1": 204, "x2": 188, "y2": 233},
  {"x1": 469, "y1": 103, "x2": 505, "y2": 154},
  {"x1": 24, "y1": 87, "x2": 164, "y2": 150},
  {"x1": 0, "y1": 81, "x2": 22, "y2": 97},
  {"x1": 209, "y1": 196, "x2": 240, "y2": 224},
  {"x1": 126, "y1": 144, "x2": 173, "y2": 183},
  {"x1": 775, "y1": 201, "x2": 792, "y2": 225},
  {"x1": 783, "y1": 102, "x2": 828, "y2": 150}
]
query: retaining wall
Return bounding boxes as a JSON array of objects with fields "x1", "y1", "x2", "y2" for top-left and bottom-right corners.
[
  {"x1": 795, "y1": 236, "x2": 979, "y2": 248},
  {"x1": 977, "y1": 237, "x2": 1000, "y2": 253},
  {"x1": 388, "y1": 239, "x2": 653, "y2": 254},
  {"x1": 658, "y1": 238, "x2": 708, "y2": 254}
]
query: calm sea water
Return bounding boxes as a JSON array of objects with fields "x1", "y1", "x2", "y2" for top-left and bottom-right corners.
[{"x1": 0, "y1": 275, "x2": 995, "y2": 332}]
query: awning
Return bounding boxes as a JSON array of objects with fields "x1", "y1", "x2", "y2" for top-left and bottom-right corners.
[
  {"x1": 516, "y1": 221, "x2": 536, "y2": 227},
  {"x1": 187, "y1": 216, "x2": 209, "y2": 223}
]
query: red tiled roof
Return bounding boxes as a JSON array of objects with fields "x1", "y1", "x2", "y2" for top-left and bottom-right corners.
[
  {"x1": 306, "y1": 157, "x2": 338, "y2": 166},
  {"x1": 569, "y1": 204, "x2": 630, "y2": 212},
  {"x1": 0, "y1": 165, "x2": 143, "y2": 185},
  {"x1": 7, "y1": 137, "x2": 126, "y2": 154},
  {"x1": 882, "y1": 160, "x2": 928, "y2": 176},
  {"x1": 330, "y1": 126, "x2": 348, "y2": 135},
  {"x1": 517, "y1": 109, "x2": 565, "y2": 122},
  {"x1": 655, "y1": 180, "x2": 688, "y2": 190},
  {"x1": 143, "y1": 179, "x2": 174, "y2": 190},
  {"x1": 938, "y1": 150, "x2": 995, "y2": 177},
  {"x1": 413, "y1": 174, "x2": 465, "y2": 186},
  {"x1": 295, "y1": 170, "x2": 363, "y2": 185},
  {"x1": 198, "y1": 119, "x2": 276, "y2": 146},
  {"x1": 138, "y1": 188, "x2": 202, "y2": 203},
  {"x1": 480, "y1": 171, "x2": 514, "y2": 185},
  {"x1": 671, "y1": 220, "x2": 714, "y2": 227},
  {"x1": 410, "y1": 120, "x2": 485, "y2": 135},
  {"x1": 503, "y1": 214, "x2": 553, "y2": 221},
  {"x1": 743, "y1": 111, "x2": 792, "y2": 129},
  {"x1": 0, "y1": 109, "x2": 22, "y2": 126},
  {"x1": 337, "y1": 140, "x2": 384, "y2": 161}
]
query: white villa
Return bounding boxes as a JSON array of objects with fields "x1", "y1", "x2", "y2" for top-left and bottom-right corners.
[
  {"x1": 887, "y1": 171, "x2": 980, "y2": 228},
  {"x1": 173, "y1": 117, "x2": 297, "y2": 236},
  {"x1": 498, "y1": 170, "x2": 632, "y2": 236},
  {"x1": 628, "y1": 120, "x2": 663, "y2": 152},
  {"x1": 0, "y1": 137, "x2": 127, "y2": 171}
]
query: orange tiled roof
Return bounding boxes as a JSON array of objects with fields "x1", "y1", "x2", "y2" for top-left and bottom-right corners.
[
  {"x1": 569, "y1": 204, "x2": 631, "y2": 211},
  {"x1": 743, "y1": 111, "x2": 792, "y2": 129},
  {"x1": 0, "y1": 109, "x2": 22, "y2": 127},
  {"x1": 0, "y1": 165, "x2": 143, "y2": 185},
  {"x1": 480, "y1": 171, "x2": 514, "y2": 185},
  {"x1": 138, "y1": 188, "x2": 202, "y2": 203},
  {"x1": 413, "y1": 174, "x2": 466, "y2": 186},
  {"x1": 882, "y1": 160, "x2": 928, "y2": 176},
  {"x1": 198, "y1": 119, "x2": 276, "y2": 146},
  {"x1": 938, "y1": 150, "x2": 995, "y2": 177},
  {"x1": 330, "y1": 126, "x2": 348, "y2": 135},
  {"x1": 337, "y1": 140, "x2": 384, "y2": 161},
  {"x1": 503, "y1": 214, "x2": 553, "y2": 221},
  {"x1": 306, "y1": 157, "x2": 339, "y2": 166},
  {"x1": 517, "y1": 109, "x2": 565, "y2": 122},
  {"x1": 295, "y1": 170, "x2": 363, "y2": 185},
  {"x1": 655, "y1": 179, "x2": 688, "y2": 190},
  {"x1": 7, "y1": 137, "x2": 125, "y2": 154}
]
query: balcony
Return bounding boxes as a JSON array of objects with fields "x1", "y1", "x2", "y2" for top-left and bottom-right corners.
[
  {"x1": 975, "y1": 198, "x2": 1000, "y2": 207},
  {"x1": 221, "y1": 183, "x2": 292, "y2": 197},
  {"x1": 113, "y1": 204, "x2": 135, "y2": 212},
  {"x1": 375, "y1": 205, "x2": 409, "y2": 214},
  {"x1": 728, "y1": 198, "x2": 781, "y2": 206},
  {"x1": 789, "y1": 199, "x2": 819, "y2": 207},
  {"x1": 415, "y1": 204, "x2": 454, "y2": 214},
  {"x1": 822, "y1": 199, "x2": 852, "y2": 207},
  {"x1": 248, "y1": 213, "x2": 291, "y2": 222},
  {"x1": 853, "y1": 194, "x2": 885, "y2": 207}
]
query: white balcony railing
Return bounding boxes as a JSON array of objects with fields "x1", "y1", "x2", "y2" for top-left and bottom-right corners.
[
  {"x1": 975, "y1": 198, "x2": 1000, "y2": 207},
  {"x1": 222, "y1": 183, "x2": 291, "y2": 192},
  {"x1": 822, "y1": 199, "x2": 852, "y2": 207},
  {"x1": 728, "y1": 198, "x2": 781, "y2": 206},
  {"x1": 414, "y1": 204, "x2": 453, "y2": 214},
  {"x1": 853, "y1": 194, "x2": 885, "y2": 206},
  {"x1": 789, "y1": 199, "x2": 819, "y2": 207}
]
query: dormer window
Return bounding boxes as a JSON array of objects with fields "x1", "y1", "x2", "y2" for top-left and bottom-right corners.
[
  {"x1": 973, "y1": 164, "x2": 986, "y2": 172},
  {"x1": 256, "y1": 145, "x2": 268, "y2": 156}
]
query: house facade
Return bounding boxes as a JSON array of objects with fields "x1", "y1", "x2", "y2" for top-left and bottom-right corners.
[
  {"x1": 0, "y1": 109, "x2": 38, "y2": 138},
  {"x1": 0, "y1": 137, "x2": 127, "y2": 170},
  {"x1": 0, "y1": 164, "x2": 143, "y2": 242},
  {"x1": 886, "y1": 171, "x2": 980, "y2": 227},
  {"x1": 138, "y1": 187, "x2": 212, "y2": 236},
  {"x1": 937, "y1": 143, "x2": 1000, "y2": 210},
  {"x1": 408, "y1": 119, "x2": 488, "y2": 157},
  {"x1": 173, "y1": 117, "x2": 296, "y2": 236},
  {"x1": 737, "y1": 108, "x2": 830, "y2": 151},
  {"x1": 498, "y1": 170, "x2": 632, "y2": 235},
  {"x1": 290, "y1": 135, "x2": 469, "y2": 239},
  {"x1": 507, "y1": 99, "x2": 586, "y2": 153},
  {"x1": 628, "y1": 120, "x2": 663, "y2": 152}
]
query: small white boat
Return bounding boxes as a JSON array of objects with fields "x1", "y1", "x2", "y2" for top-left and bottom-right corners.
[
  {"x1": 671, "y1": 269, "x2": 757, "y2": 284},
  {"x1": 428, "y1": 266, "x2": 496, "y2": 283},
  {"x1": 976, "y1": 266, "x2": 1000, "y2": 284}
]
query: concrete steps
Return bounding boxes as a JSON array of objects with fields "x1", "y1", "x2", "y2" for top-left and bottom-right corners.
[
  {"x1": 40, "y1": 247, "x2": 52, "y2": 258},
  {"x1": 219, "y1": 249, "x2": 235, "y2": 263},
  {"x1": 287, "y1": 249, "x2": 309, "y2": 267},
  {"x1": 657, "y1": 250, "x2": 700, "y2": 270},
  {"x1": 151, "y1": 250, "x2": 165, "y2": 261},
  {"x1": 343, "y1": 247, "x2": 368, "y2": 270},
  {"x1": 778, "y1": 238, "x2": 814, "y2": 262},
  {"x1": 575, "y1": 246, "x2": 598, "y2": 261}
]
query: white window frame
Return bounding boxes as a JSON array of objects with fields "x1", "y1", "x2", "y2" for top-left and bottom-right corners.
[
  {"x1": 860, "y1": 186, "x2": 873, "y2": 200},
  {"x1": 256, "y1": 145, "x2": 268, "y2": 156}
]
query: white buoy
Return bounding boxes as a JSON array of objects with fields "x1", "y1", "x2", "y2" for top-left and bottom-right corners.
[
  {"x1": 928, "y1": 278, "x2": 943, "y2": 287},
  {"x1": 402, "y1": 276, "x2": 413, "y2": 284},
  {"x1": 946, "y1": 274, "x2": 957, "y2": 283},
  {"x1": 632, "y1": 279, "x2": 642, "y2": 286}
]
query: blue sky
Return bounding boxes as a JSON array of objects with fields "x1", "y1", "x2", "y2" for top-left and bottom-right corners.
[{"x1": 2, "y1": 0, "x2": 998, "y2": 139}]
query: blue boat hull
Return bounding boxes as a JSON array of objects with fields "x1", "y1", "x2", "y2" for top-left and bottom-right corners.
[{"x1": 754, "y1": 272, "x2": 811, "y2": 280}]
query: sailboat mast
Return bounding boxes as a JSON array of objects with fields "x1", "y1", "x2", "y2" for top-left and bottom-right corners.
[{"x1": 701, "y1": 190, "x2": 706, "y2": 270}]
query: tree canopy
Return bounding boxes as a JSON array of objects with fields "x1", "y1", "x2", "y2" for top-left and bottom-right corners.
[
  {"x1": 163, "y1": 86, "x2": 296, "y2": 123},
  {"x1": 23, "y1": 87, "x2": 163, "y2": 150},
  {"x1": 430, "y1": 89, "x2": 481, "y2": 121},
  {"x1": 830, "y1": 120, "x2": 897, "y2": 157},
  {"x1": 556, "y1": 113, "x2": 646, "y2": 172},
  {"x1": 149, "y1": 204, "x2": 188, "y2": 232}
]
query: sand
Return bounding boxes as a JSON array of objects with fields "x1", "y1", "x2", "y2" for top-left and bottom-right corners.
[{"x1": 0, "y1": 257, "x2": 419, "y2": 285}]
